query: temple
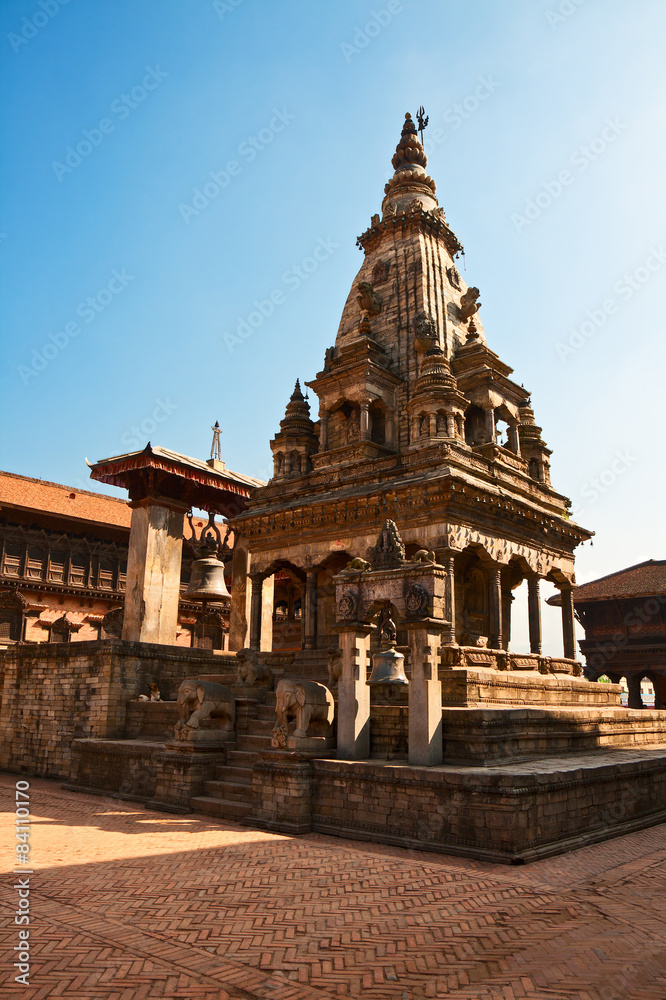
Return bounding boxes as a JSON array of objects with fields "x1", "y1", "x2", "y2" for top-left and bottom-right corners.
[{"x1": 233, "y1": 112, "x2": 589, "y2": 661}]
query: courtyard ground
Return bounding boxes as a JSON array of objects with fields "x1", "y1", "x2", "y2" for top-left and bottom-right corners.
[{"x1": 1, "y1": 772, "x2": 665, "y2": 999}]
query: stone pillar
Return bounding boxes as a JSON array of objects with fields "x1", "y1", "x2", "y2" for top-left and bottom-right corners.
[
  {"x1": 319, "y1": 409, "x2": 329, "y2": 451},
  {"x1": 501, "y1": 587, "x2": 512, "y2": 651},
  {"x1": 303, "y1": 567, "x2": 319, "y2": 650},
  {"x1": 488, "y1": 565, "x2": 502, "y2": 650},
  {"x1": 360, "y1": 401, "x2": 370, "y2": 440},
  {"x1": 429, "y1": 413, "x2": 437, "y2": 438},
  {"x1": 249, "y1": 572, "x2": 264, "y2": 651},
  {"x1": 406, "y1": 621, "x2": 445, "y2": 766},
  {"x1": 485, "y1": 406, "x2": 495, "y2": 444},
  {"x1": 229, "y1": 538, "x2": 250, "y2": 651},
  {"x1": 260, "y1": 573, "x2": 274, "y2": 652},
  {"x1": 335, "y1": 623, "x2": 375, "y2": 760},
  {"x1": 626, "y1": 673, "x2": 643, "y2": 709},
  {"x1": 527, "y1": 576, "x2": 542, "y2": 654},
  {"x1": 122, "y1": 499, "x2": 186, "y2": 644},
  {"x1": 385, "y1": 412, "x2": 395, "y2": 448},
  {"x1": 508, "y1": 423, "x2": 520, "y2": 455},
  {"x1": 443, "y1": 551, "x2": 456, "y2": 644},
  {"x1": 653, "y1": 673, "x2": 666, "y2": 710},
  {"x1": 446, "y1": 413, "x2": 456, "y2": 438},
  {"x1": 560, "y1": 584, "x2": 577, "y2": 661}
]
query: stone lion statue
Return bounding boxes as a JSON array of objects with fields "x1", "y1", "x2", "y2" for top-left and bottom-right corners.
[
  {"x1": 327, "y1": 648, "x2": 343, "y2": 689},
  {"x1": 174, "y1": 678, "x2": 235, "y2": 736},
  {"x1": 235, "y1": 648, "x2": 273, "y2": 688},
  {"x1": 356, "y1": 281, "x2": 382, "y2": 317},
  {"x1": 411, "y1": 549, "x2": 436, "y2": 563},
  {"x1": 458, "y1": 286, "x2": 481, "y2": 323},
  {"x1": 273, "y1": 679, "x2": 335, "y2": 744},
  {"x1": 344, "y1": 557, "x2": 371, "y2": 573}
]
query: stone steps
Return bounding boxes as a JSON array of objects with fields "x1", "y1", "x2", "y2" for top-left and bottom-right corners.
[
  {"x1": 189, "y1": 795, "x2": 252, "y2": 820},
  {"x1": 202, "y1": 778, "x2": 251, "y2": 802}
]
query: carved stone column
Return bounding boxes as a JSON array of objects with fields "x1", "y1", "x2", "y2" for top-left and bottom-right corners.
[
  {"x1": 319, "y1": 409, "x2": 329, "y2": 451},
  {"x1": 627, "y1": 673, "x2": 643, "y2": 710},
  {"x1": 122, "y1": 498, "x2": 187, "y2": 645},
  {"x1": 334, "y1": 623, "x2": 375, "y2": 760},
  {"x1": 446, "y1": 413, "x2": 456, "y2": 439},
  {"x1": 527, "y1": 575, "x2": 542, "y2": 654},
  {"x1": 485, "y1": 406, "x2": 496, "y2": 444},
  {"x1": 560, "y1": 584, "x2": 577, "y2": 661},
  {"x1": 501, "y1": 585, "x2": 513, "y2": 651},
  {"x1": 406, "y1": 620, "x2": 446, "y2": 766},
  {"x1": 360, "y1": 401, "x2": 370, "y2": 441},
  {"x1": 249, "y1": 572, "x2": 264, "y2": 651},
  {"x1": 443, "y1": 551, "x2": 456, "y2": 644},
  {"x1": 508, "y1": 423, "x2": 520, "y2": 455},
  {"x1": 429, "y1": 413, "x2": 437, "y2": 438},
  {"x1": 488, "y1": 565, "x2": 502, "y2": 650},
  {"x1": 303, "y1": 567, "x2": 319, "y2": 650}
]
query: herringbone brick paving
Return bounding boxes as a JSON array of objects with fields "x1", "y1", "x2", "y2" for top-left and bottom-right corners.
[{"x1": 2, "y1": 774, "x2": 665, "y2": 998}]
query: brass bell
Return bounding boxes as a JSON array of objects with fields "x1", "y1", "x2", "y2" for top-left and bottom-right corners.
[
  {"x1": 367, "y1": 644, "x2": 409, "y2": 686},
  {"x1": 186, "y1": 554, "x2": 230, "y2": 601}
]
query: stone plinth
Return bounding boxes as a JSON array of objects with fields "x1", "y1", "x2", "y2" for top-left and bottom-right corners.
[
  {"x1": 310, "y1": 749, "x2": 666, "y2": 863},
  {"x1": 406, "y1": 619, "x2": 446, "y2": 766},
  {"x1": 249, "y1": 749, "x2": 331, "y2": 835},
  {"x1": 334, "y1": 622, "x2": 375, "y2": 760}
]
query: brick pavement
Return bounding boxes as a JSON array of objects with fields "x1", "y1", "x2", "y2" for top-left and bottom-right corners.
[{"x1": 2, "y1": 773, "x2": 666, "y2": 999}]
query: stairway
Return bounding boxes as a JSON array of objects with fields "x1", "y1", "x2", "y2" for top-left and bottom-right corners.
[{"x1": 189, "y1": 700, "x2": 275, "y2": 821}]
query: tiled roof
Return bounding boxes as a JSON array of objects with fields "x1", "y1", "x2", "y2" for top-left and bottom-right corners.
[
  {"x1": 549, "y1": 560, "x2": 666, "y2": 605},
  {"x1": 0, "y1": 471, "x2": 132, "y2": 529},
  {"x1": 92, "y1": 445, "x2": 265, "y2": 490}
]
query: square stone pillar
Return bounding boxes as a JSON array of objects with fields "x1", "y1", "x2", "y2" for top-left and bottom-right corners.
[
  {"x1": 406, "y1": 620, "x2": 445, "y2": 766},
  {"x1": 122, "y1": 499, "x2": 187, "y2": 644},
  {"x1": 334, "y1": 623, "x2": 375, "y2": 760},
  {"x1": 527, "y1": 575, "x2": 542, "y2": 654}
]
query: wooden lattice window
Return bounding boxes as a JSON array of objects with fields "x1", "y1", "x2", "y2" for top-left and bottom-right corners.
[
  {"x1": 2, "y1": 541, "x2": 21, "y2": 577},
  {"x1": 26, "y1": 546, "x2": 46, "y2": 581},
  {"x1": 98, "y1": 558, "x2": 114, "y2": 590},
  {"x1": 48, "y1": 551, "x2": 66, "y2": 583},
  {"x1": 0, "y1": 609, "x2": 21, "y2": 642},
  {"x1": 69, "y1": 551, "x2": 87, "y2": 586}
]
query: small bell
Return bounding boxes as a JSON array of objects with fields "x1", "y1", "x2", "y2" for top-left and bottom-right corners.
[
  {"x1": 367, "y1": 605, "x2": 408, "y2": 686},
  {"x1": 186, "y1": 554, "x2": 230, "y2": 601}
]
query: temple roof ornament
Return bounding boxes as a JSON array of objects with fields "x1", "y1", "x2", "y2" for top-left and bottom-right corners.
[{"x1": 382, "y1": 112, "x2": 439, "y2": 216}]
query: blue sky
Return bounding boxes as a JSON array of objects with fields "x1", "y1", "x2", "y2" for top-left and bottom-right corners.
[{"x1": 1, "y1": 0, "x2": 665, "y2": 651}]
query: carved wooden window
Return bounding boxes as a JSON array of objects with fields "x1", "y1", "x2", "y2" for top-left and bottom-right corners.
[
  {"x1": 26, "y1": 546, "x2": 46, "y2": 581},
  {"x1": 69, "y1": 551, "x2": 87, "y2": 586},
  {"x1": 0, "y1": 609, "x2": 21, "y2": 642},
  {"x1": 98, "y1": 558, "x2": 114, "y2": 590},
  {"x1": 118, "y1": 561, "x2": 127, "y2": 591},
  {"x1": 50, "y1": 621, "x2": 70, "y2": 643},
  {"x1": 48, "y1": 551, "x2": 67, "y2": 583},
  {"x1": 2, "y1": 541, "x2": 22, "y2": 577}
]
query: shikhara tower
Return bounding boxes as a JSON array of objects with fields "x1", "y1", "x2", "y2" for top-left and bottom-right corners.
[{"x1": 230, "y1": 113, "x2": 592, "y2": 656}]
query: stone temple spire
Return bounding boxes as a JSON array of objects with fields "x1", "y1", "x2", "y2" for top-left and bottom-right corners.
[
  {"x1": 269, "y1": 380, "x2": 318, "y2": 480},
  {"x1": 382, "y1": 112, "x2": 439, "y2": 217}
]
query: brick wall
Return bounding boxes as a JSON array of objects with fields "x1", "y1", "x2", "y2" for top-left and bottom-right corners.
[{"x1": 0, "y1": 640, "x2": 237, "y2": 778}]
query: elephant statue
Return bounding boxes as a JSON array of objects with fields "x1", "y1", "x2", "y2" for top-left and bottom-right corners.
[
  {"x1": 236, "y1": 648, "x2": 273, "y2": 688},
  {"x1": 273, "y1": 678, "x2": 335, "y2": 742},
  {"x1": 174, "y1": 678, "x2": 235, "y2": 737}
]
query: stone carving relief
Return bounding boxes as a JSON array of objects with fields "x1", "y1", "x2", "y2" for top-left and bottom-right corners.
[
  {"x1": 372, "y1": 260, "x2": 391, "y2": 284},
  {"x1": 413, "y1": 311, "x2": 437, "y2": 348},
  {"x1": 405, "y1": 583, "x2": 430, "y2": 617},
  {"x1": 356, "y1": 282, "x2": 383, "y2": 317},
  {"x1": 447, "y1": 266, "x2": 461, "y2": 290},
  {"x1": 369, "y1": 519, "x2": 406, "y2": 569},
  {"x1": 337, "y1": 590, "x2": 358, "y2": 621},
  {"x1": 272, "y1": 679, "x2": 335, "y2": 746},
  {"x1": 235, "y1": 648, "x2": 274, "y2": 688}
]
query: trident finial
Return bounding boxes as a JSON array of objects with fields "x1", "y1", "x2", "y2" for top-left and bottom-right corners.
[
  {"x1": 416, "y1": 105, "x2": 429, "y2": 144},
  {"x1": 210, "y1": 420, "x2": 222, "y2": 461}
]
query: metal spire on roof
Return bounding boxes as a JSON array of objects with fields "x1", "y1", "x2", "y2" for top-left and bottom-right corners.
[{"x1": 210, "y1": 420, "x2": 222, "y2": 461}]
